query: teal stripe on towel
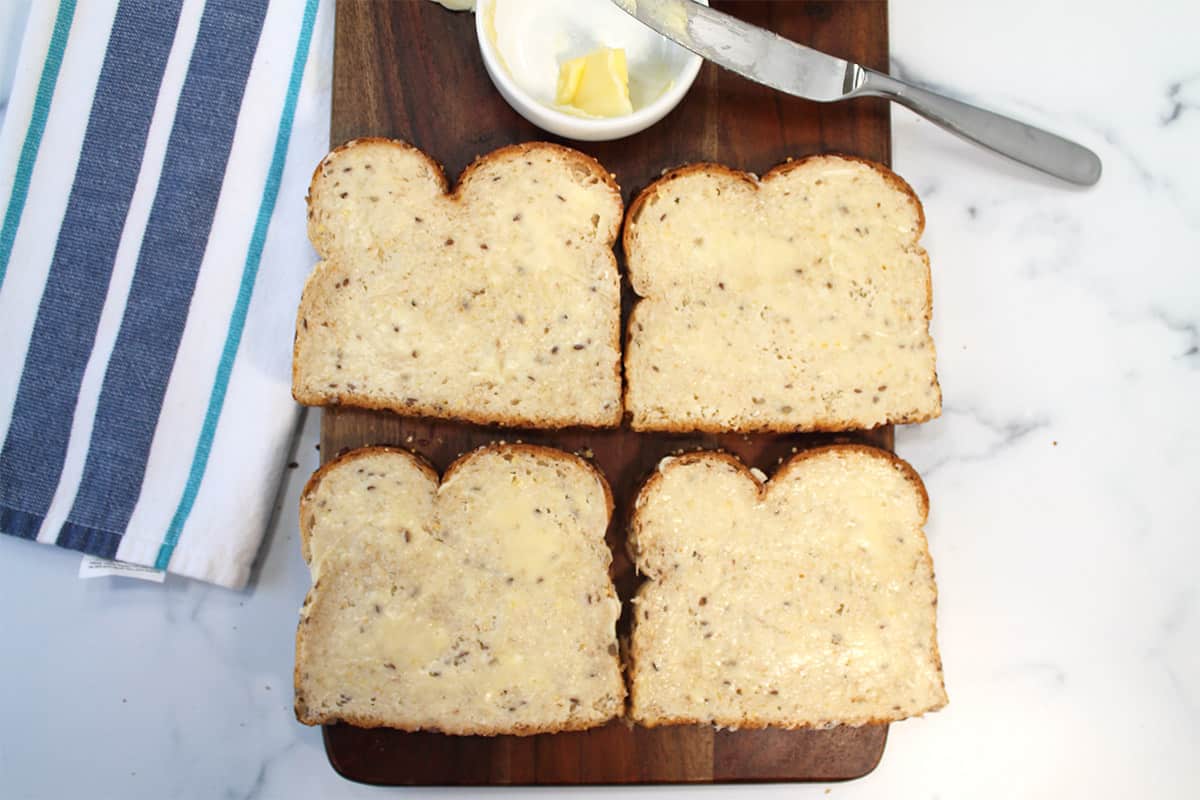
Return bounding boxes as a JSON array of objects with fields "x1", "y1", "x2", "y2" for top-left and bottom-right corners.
[
  {"x1": 156, "y1": 0, "x2": 320, "y2": 571},
  {"x1": 0, "y1": 0, "x2": 77, "y2": 289}
]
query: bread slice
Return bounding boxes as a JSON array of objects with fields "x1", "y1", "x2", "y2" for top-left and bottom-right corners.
[
  {"x1": 294, "y1": 444, "x2": 625, "y2": 734},
  {"x1": 628, "y1": 445, "x2": 947, "y2": 729},
  {"x1": 624, "y1": 156, "x2": 940, "y2": 432},
  {"x1": 294, "y1": 138, "x2": 624, "y2": 428}
]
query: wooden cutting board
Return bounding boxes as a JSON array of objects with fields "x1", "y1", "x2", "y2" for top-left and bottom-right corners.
[{"x1": 320, "y1": 0, "x2": 894, "y2": 785}]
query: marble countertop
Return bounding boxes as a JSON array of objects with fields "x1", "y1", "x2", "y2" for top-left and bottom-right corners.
[{"x1": 1, "y1": 1, "x2": 1197, "y2": 798}]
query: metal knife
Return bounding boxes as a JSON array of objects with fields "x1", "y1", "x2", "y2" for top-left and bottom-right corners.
[{"x1": 611, "y1": 0, "x2": 1101, "y2": 186}]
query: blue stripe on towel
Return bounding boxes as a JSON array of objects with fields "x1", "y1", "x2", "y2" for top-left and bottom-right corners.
[
  {"x1": 0, "y1": 0, "x2": 183, "y2": 540},
  {"x1": 157, "y1": 0, "x2": 321, "y2": 570},
  {"x1": 0, "y1": 505, "x2": 45, "y2": 541},
  {"x1": 58, "y1": 0, "x2": 270, "y2": 553},
  {"x1": 0, "y1": 0, "x2": 76, "y2": 290},
  {"x1": 57, "y1": 520, "x2": 120, "y2": 559}
]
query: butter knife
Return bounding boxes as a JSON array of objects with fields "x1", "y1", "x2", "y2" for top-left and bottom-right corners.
[{"x1": 612, "y1": 0, "x2": 1101, "y2": 186}]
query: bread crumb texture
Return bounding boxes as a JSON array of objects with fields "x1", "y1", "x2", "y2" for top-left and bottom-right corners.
[
  {"x1": 295, "y1": 444, "x2": 624, "y2": 735},
  {"x1": 295, "y1": 139, "x2": 624, "y2": 427},
  {"x1": 629, "y1": 446, "x2": 947, "y2": 729},
  {"x1": 625, "y1": 156, "x2": 941, "y2": 432}
]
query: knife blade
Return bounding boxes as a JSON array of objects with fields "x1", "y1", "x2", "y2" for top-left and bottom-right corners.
[
  {"x1": 613, "y1": 0, "x2": 861, "y2": 102},
  {"x1": 610, "y1": 0, "x2": 1102, "y2": 185}
]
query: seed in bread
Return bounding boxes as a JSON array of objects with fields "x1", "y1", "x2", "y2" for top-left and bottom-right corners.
[
  {"x1": 628, "y1": 445, "x2": 947, "y2": 729},
  {"x1": 294, "y1": 138, "x2": 624, "y2": 428},
  {"x1": 624, "y1": 156, "x2": 940, "y2": 432},
  {"x1": 294, "y1": 444, "x2": 625, "y2": 735}
]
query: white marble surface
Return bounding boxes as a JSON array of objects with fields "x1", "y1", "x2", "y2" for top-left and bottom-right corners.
[{"x1": 1, "y1": 1, "x2": 1198, "y2": 797}]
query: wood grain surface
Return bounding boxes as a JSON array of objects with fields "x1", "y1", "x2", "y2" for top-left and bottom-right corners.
[{"x1": 319, "y1": 0, "x2": 895, "y2": 785}]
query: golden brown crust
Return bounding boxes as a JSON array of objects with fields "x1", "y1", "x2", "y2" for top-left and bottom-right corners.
[
  {"x1": 622, "y1": 154, "x2": 937, "y2": 434},
  {"x1": 627, "y1": 444, "x2": 944, "y2": 730},
  {"x1": 291, "y1": 385, "x2": 624, "y2": 430},
  {"x1": 628, "y1": 711, "x2": 915, "y2": 731},
  {"x1": 295, "y1": 442, "x2": 624, "y2": 734},
  {"x1": 296, "y1": 138, "x2": 625, "y2": 429},
  {"x1": 296, "y1": 707, "x2": 616, "y2": 736},
  {"x1": 916, "y1": 245, "x2": 942, "y2": 412},
  {"x1": 626, "y1": 411, "x2": 935, "y2": 435}
]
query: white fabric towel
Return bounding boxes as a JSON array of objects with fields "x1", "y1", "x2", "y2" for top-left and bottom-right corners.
[{"x1": 0, "y1": 0, "x2": 333, "y2": 587}]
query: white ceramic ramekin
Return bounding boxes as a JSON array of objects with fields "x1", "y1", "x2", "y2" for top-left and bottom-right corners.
[{"x1": 475, "y1": 0, "x2": 705, "y2": 142}]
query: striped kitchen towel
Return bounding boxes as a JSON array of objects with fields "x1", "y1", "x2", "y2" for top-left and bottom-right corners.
[{"x1": 0, "y1": 0, "x2": 332, "y2": 588}]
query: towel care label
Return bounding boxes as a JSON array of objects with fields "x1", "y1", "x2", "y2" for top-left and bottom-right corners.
[{"x1": 78, "y1": 555, "x2": 167, "y2": 583}]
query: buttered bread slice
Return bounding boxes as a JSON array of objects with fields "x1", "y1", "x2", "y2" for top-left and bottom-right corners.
[
  {"x1": 294, "y1": 139, "x2": 624, "y2": 427},
  {"x1": 624, "y1": 156, "x2": 940, "y2": 432},
  {"x1": 628, "y1": 446, "x2": 947, "y2": 729},
  {"x1": 294, "y1": 444, "x2": 624, "y2": 734}
]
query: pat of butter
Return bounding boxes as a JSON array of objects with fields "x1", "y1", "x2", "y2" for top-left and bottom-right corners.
[{"x1": 555, "y1": 47, "x2": 634, "y2": 118}]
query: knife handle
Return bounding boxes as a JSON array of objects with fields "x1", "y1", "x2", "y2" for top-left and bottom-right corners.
[{"x1": 856, "y1": 69, "x2": 1102, "y2": 186}]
